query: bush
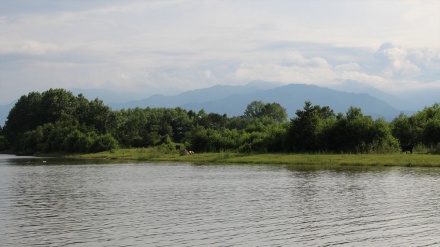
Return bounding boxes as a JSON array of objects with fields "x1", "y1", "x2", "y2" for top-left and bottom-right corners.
[
  {"x1": 0, "y1": 135, "x2": 9, "y2": 151},
  {"x1": 63, "y1": 130, "x2": 94, "y2": 153},
  {"x1": 91, "y1": 134, "x2": 119, "y2": 153}
]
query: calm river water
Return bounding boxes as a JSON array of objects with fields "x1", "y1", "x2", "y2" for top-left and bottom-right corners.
[{"x1": 1, "y1": 154, "x2": 440, "y2": 246}]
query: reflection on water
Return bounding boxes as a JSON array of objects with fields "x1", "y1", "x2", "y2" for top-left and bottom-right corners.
[{"x1": 1, "y1": 154, "x2": 440, "y2": 246}]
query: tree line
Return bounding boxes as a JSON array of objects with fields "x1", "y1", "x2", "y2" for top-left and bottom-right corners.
[{"x1": 1, "y1": 88, "x2": 440, "y2": 154}]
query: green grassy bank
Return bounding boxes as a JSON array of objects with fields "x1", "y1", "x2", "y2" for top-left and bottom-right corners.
[{"x1": 70, "y1": 148, "x2": 440, "y2": 167}]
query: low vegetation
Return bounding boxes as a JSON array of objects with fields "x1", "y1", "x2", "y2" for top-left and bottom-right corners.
[
  {"x1": 72, "y1": 147, "x2": 440, "y2": 167},
  {"x1": 1, "y1": 88, "x2": 440, "y2": 167}
]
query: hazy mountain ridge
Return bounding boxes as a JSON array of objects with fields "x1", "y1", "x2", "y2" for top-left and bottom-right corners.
[
  {"x1": 180, "y1": 84, "x2": 402, "y2": 120},
  {"x1": 107, "y1": 82, "x2": 408, "y2": 120},
  {"x1": 109, "y1": 80, "x2": 282, "y2": 109},
  {"x1": 1, "y1": 81, "x2": 437, "y2": 125},
  {"x1": 69, "y1": 88, "x2": 147, "y2": 104},
  {"x1": 0, "y1": 102, "x2": 14, "y2": 126},
  {"x1": 330, "y1": 80, "x2": 440, "y2": 112}
]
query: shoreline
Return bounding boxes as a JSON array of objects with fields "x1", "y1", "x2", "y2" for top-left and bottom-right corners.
[{"x1": 65, "y1": 148, "x2": 440, "y2": 167}]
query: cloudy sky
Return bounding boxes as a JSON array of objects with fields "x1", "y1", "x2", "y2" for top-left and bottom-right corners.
[{"x1": 1, "y1": 0, "x2": 439, "y2": 104}]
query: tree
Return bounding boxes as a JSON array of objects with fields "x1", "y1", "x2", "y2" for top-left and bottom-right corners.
[
  {"x1": 77, "y1": 96, "x2": 112, "y2": 134},
  {"x1": 423, "y1": 119, "x2": 440, "y2": 146},
  {"x1": 261, "y1": 103, "x2": 288, "y2": 123},
  {"x1": 244, "y1": 101, "x2": 288, "y2": 123},
  {"x1": 40, "y1": 89, "x2": 77, "y2": 123},
  {"x1": 90, "y1": 133, "x2": 119, "y2": 153},
  {"x1": 0, "y1": 126, "x2": 7, "y2": 150},
  {"x1": 346, "y1": 106, "x2": 363, "y2": 121},
  {"x1": 0, "y1": 135, "x2": 8, "y2": 151},
  {"x1": 391, "y1": 113, "x2": 414, "y2": 146},
  {"x1": 323, "y1": 107, "x2": 398, "y2": 153},
  {"x1": 3, "y1": 92, "x2": 43, "y2": 143},
  {"x1": 288, "y1": 101, "x2": 322, "y2": 152},
  {"x1": 207, "y1": 113, "x2": 228, "y2": 129},
  {"x1": 4, "y1": 89, "x2": 120, "y2": 153},
  {"x1": 316, "y1": 106, "x2": 335, "y2": 120},
  {"x1": 244, "y1": 101, "x2": 266, "y2": 118},
  {"x1": 63, "y1": 130, "x2": 94, "y2": 153}
]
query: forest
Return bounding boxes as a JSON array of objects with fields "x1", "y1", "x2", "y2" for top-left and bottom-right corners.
[{"x1": 1, "y1": 88, "x2": 440, "y2": 155}]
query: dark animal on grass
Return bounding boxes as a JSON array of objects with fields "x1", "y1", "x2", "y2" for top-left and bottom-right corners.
[{"x1": 401, "y1": 143, "x2": 413, "y2": 154}]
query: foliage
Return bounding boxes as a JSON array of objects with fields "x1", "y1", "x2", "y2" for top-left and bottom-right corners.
[
  {"x1": 3, "y1": 88, "x2": 440, "y2": 155},
  {"x1": 391, "y1": 103, "x2": 440, "y2": 148},
  {"x1": 3, "y1": 89, "x2": 115, "y2": 153},
  {"x1": 0, "y1": 135, "x2": 8, "y2": 151},
  {"x1": 244, "y1": 100, "x2": 288, "y2": 123},
  {"x1": 287, "y1": 102, "x2": 398, "y2": 153},
  {"x1": 287, "y1": 101, "x2": 336, "y2": 152}
]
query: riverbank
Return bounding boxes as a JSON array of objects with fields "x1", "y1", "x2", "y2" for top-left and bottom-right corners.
[{"x1": 69, "y1": 148, "x2": 440, "y2": 167}]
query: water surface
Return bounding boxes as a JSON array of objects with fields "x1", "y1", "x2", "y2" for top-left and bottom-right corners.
[{"x1": 1, "y1": 154, "x2": 439, "y2": 246}]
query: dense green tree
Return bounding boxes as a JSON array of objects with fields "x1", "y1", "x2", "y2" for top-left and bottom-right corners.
[
  {"x1": 413, "y1": 104, "x2": 440, "y2": 147},
  {"x1": 184, "y1": 126, "x2": 210, "y2": 152},
  {"x1": 227, "y1": 116, "x2": 252, "y2": 130},
  {"x1": 244, "y1": 122, "x2": 288, "y2": 152},
  {"x1": 109, "y1": 107, "x2": 195, "y2": 148},
  {"x1": 90, "y1": 133, "x2": 119, "y2": 153},
  {"x1": 207, "y1": 113, "x2": 228, "y2": 129},
  {"x1": 0, "y1": 126, "x2": 7, "y2": 150},
  {"x1": 288, "y1": 101, "x2": 323, "y2": 152},
  {"x1": 244, "y1": 101, "x2": 266, "y2": 118},
  {"x1": 262, "y1": 103, "x2": 288, "y2": 123},
  {"x1": 78, "y1": 97, "x2": 112, "y2": 134},
  {"x1": 324, "y1": 108, "x2": 398, "y2": 153},
  {"x1": 391, "y1": 103, "x2": 440, "y2": 149},
  {"x1": 111, "y1": 108, "x2": 142, "y2": 147},
  {"x1": 4, "y1": 89, "x2": 118, "y2": 153},
  {"x1": 391, "y1": 113, "x2": 414, "y2": 146},
  {"x1": 63, "y1": 130, "x2": 94, "y2": 153},
  {"x1": 3, "y1": 92, "x2": 43, "y2": 143},
  {"x1": 39, "y1": 89, "x2": 77, "y2": 123},
  {"x1": 317, "y1": 106, "x2": 336, "y2": 120},
  {"x1": 0, "y1": 135, "x2": 8, "y2": 151},
  {"x1": 423, "y1": 119, "x2": 440, "y2": 147},
  {"x1": 4, "y1": 87, "x2": 439, "y2": 155},
  {"x1": 244, "y1": 101, "x2": 288, "y2": 123}
]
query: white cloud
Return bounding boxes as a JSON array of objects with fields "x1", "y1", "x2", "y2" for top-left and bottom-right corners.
[
  {"x1": 335, "y1": 63, "x2": 361, "y2": 71},
  {"x1": 375, "y1": 44, "x2": 421, "y2": 77},
  {"x1": 0, "y1": 39, "x2": 59, "y2": 55},
  {"x1": 0, "y1": 0, "x2": 439, "y2": 104}
]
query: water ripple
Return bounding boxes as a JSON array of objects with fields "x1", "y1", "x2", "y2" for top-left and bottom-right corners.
[{"x1": 1, "y1": 159, "x2": 440, "y2": 246}]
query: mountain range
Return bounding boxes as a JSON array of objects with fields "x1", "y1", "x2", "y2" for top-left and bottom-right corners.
[
  {"x1": 1, "y1": 80, "x2": 437, "y2": 125},
  {"x1": 0, "y1": 102, "x2": 14, "y2": 127}
]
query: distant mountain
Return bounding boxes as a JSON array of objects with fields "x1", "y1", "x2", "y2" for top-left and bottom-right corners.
[
  {"x1": 109, "y1": 80, "x2": 282, "y2": 110},
  {"x1": 395, "y1": 88, "x2": 440, "y2": 111},
  {"x1": 113, "y1": 82, "x2": 403, "y2": 120},
  {"x1": 330, "y1": 80, "x2": 416, "y2": 112},
  {"x1": 181, "y1": 84, "x2": 401, "y2": 120},
  {"x1": 68, "y1": 88, "x2": 147, "y2": 104},
  {"x1": 2, "y1": 81, "x2": 435, "y2": 126},
  {"x1": 0, "y1": 102, "x2": 14, "y2": 126},
  {"x1": 0, "y1": 81, "x2": 281, "y2": 126}
]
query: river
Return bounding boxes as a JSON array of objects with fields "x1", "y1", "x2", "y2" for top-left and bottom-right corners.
[{"x1": 1, "y1": 154, "x2": 439, "y2": 246}]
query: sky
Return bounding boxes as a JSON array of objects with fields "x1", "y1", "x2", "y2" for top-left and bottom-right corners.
[{"x1": 1, "y1": 0, "x2": 439, "y2": 104}]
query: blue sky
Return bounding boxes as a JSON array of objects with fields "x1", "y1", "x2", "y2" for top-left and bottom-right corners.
[{"x1": 1, "y1": 0, "x2": 439, "y2": 104}]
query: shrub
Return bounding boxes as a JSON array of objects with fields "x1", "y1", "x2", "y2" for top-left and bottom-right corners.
[{"x1": 91, "y1": 134, "x2": 119, "y2": 153}]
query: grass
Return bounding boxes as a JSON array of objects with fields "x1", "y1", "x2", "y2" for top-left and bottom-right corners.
[{"x1": 68, "y1": 147, "x2": 440, "y2": 167}]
